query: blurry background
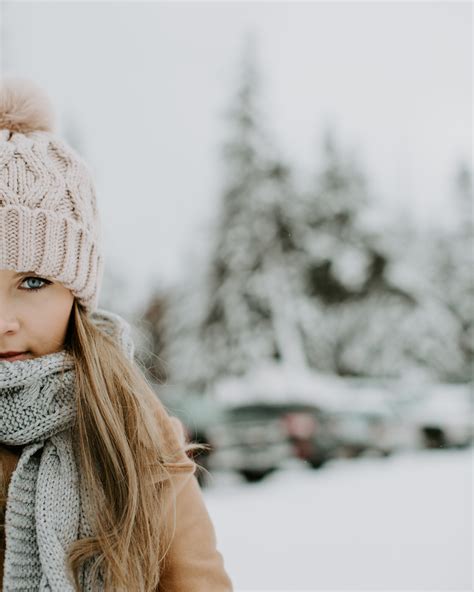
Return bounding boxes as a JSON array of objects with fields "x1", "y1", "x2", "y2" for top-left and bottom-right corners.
[{"x1": 1, "y1": 1, "x2": 472, "y2": 589}]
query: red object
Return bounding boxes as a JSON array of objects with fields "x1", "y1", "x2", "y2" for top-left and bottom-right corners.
[{"x1": 283, "y1": 413, "x2": 318, "y2": 438}]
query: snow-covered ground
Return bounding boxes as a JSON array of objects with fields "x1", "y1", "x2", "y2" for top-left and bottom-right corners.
[{"x1": 203, "y1": 448, "x2": 473, "y2": 591}]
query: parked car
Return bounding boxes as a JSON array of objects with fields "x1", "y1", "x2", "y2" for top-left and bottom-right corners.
[
  {"x1": 325, "y1": 407, "x2": 395, "y2": 458},
  {"x1": 222, "y1": 401, "x2": 338, "y2": 469},
  {"x1": 307, "y1": 377, "x2": 414, "y2": 457},
  {"x1": 205, "y1": 403, "x2": 293, "y2": 483},
  {"x1": 402, "y1": 383, "x2": 473, "y2": 450},
  {"x1": 156, "y1": 389, "x2": 292, "y2": 485}
]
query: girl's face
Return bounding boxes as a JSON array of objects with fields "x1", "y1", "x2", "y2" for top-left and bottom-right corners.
[{"x1": 0, "y1": 269, "x2": 74, "y2": 361}]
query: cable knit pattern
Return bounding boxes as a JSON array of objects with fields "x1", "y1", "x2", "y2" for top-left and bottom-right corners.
[
  {"x1": 0, "y1": 308, "x2": 135, "y2": 591},
  {"x1": 0, "y1": 78, "x2": 104, "y2": 313}
]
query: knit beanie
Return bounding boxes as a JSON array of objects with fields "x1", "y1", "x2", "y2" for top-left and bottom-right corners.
[{"x1": 0, "y1": 77, "x2": 103, "y2": 313}]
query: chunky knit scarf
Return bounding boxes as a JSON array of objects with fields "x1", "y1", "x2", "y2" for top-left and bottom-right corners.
[{"x1": 0, "y1": 308, "x2": 135, "y2": 592}]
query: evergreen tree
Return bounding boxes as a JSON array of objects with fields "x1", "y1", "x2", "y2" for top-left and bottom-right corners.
[
  {"x1": 299, "y1": 129, "x2": 418, "y2": 377},
  {"x1": 167, "y1": 35, "x2": 308, "y2": 391},
  {"x1": 420, "y1": 160, "x2": 474, "y2": 381},
  {"x1": 163, "y1": 38, "x2": 472, "y2": 390}
]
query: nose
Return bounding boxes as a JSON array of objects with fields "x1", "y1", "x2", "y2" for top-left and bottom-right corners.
[{"x1": 0, "y1": 314, "x2": 20, "y2": 334}]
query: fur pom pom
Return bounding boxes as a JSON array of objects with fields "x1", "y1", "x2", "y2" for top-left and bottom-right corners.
[{"x1": 0, "y1": 77, "x2": 55, "y2": 134}]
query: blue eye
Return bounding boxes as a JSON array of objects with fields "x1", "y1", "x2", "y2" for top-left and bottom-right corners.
[{"x1": 20, "y1": 277, "x2": 52, "y2": 292}]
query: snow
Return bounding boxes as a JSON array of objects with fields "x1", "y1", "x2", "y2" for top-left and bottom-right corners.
[
  {"x1": 407, "y1": 387, "x2": 473, "y2": 426},
  {"x1": 213, "y1": 361, "x2": 404, "y2": 412},
  {"x1": 204, "y1": 448, "x2": 473, "y2": 591},
  {"x1": 212, "y1": 361, "x2": 356, "y2": 410}
]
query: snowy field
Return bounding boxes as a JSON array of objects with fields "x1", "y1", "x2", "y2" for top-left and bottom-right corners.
[{"x1": 203, "y1": 448, "x2": 473, "y2": 591}]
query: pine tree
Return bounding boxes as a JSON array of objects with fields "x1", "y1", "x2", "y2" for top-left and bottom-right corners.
[
  {"x1": 167, "y1": 35, "x2": 309, "y2": 391},
  {"x1": 300, "y1": 128, "x2": 418, "y2": 377},
  {"x1": 420, "y1": 160, "x2": 474, "y2": 381}
]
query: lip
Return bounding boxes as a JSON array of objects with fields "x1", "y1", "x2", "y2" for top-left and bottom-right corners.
[{"x1": 0, "y1": 351, "x2": 30, "y2": 362}]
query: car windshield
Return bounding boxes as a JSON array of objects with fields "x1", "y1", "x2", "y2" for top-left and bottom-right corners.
[{"x1": 226, "y1": 402, "x2": 321, "y2": 420}]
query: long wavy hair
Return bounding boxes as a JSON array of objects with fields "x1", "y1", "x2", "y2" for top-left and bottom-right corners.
[{"x1": 62, "y1": 299, "x2": 208, "y2": 591}]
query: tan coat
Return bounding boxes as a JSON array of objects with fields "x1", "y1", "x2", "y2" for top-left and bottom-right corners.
[{"x1": 0, "y1": 409, "x2": 233, "y2": 592}]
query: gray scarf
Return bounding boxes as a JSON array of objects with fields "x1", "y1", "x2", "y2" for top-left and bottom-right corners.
[{"x1": 0, "y1": 308, "x2": 135, "y2": 592}]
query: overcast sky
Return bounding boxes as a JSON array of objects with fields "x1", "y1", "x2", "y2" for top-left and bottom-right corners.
[{"x1": 2, "y1": 1, "x2": 471, "y2": 313}]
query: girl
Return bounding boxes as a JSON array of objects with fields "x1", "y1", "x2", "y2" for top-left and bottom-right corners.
[{"x1": 0, "y1": 78, "x2": 233, "y2": 592}]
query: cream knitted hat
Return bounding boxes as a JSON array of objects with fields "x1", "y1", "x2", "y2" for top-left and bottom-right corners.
[{"x1": 0, "y1": 77, "x2": 103, "y2": 312}]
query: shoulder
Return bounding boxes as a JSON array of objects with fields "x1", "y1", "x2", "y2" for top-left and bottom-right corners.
[{"x1": 149, "y1": 399, "x2": 197, "y2": 486}]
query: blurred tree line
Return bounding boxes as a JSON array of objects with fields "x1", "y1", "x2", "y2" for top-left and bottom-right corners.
[{"x1": 137, "y1": 38, "x2": 473, "y2": 392}]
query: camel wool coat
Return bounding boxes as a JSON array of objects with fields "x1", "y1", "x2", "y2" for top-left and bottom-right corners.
[{"x1": 0, "y1": 408, "x2": 233, "y2": 592}]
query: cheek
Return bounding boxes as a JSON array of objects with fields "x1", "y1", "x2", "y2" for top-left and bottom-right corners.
[{"x1": 27, "y1": 289, "x2": 74, "y2": 351}]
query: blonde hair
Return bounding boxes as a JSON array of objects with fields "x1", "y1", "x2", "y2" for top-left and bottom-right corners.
[{"x1": 63, "y1": 299, "x2": 208, "y2": 591}]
